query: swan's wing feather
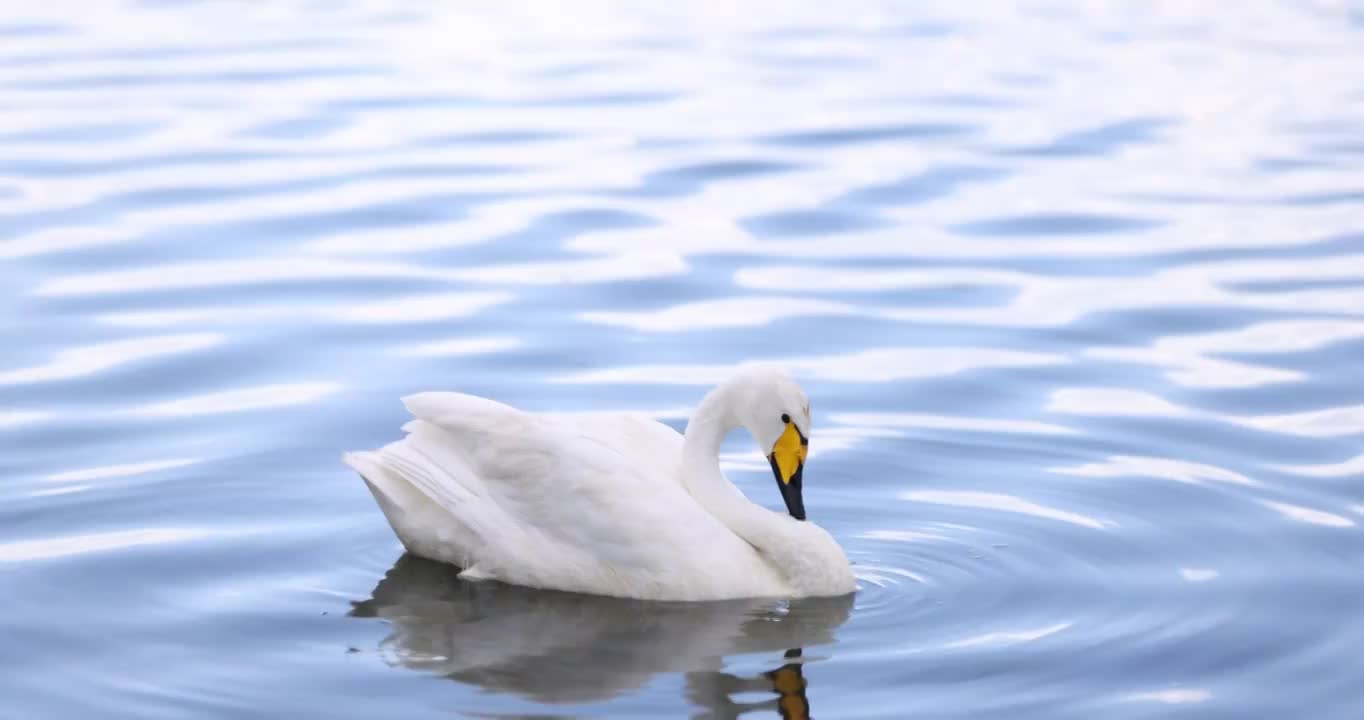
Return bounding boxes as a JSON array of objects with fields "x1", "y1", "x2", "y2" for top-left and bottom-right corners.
[
  {"x1": 366, "y1": 394, "x2": 707, "y2": 581},
  {"x1": 541, "y1": 411, "x2": 685, "y2": 487},
  {"x1": 401, "y1": 391, "x2": 537, "y2": 454},
  {"x1": 384, "y1": 423, "x2": 481, "y2": 507},
  {"x1": 344, "y1": 440, "x2": 487, "y2": 567}
]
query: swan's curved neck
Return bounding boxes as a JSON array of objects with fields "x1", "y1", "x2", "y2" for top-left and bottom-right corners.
[{"x1": 680, "y1": 383, "x2": 784, "y2": 547}]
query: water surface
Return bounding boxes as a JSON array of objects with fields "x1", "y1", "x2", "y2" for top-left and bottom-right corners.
[{"x1": 3, "y1": 2, "x2": 1364, "y2": 718}]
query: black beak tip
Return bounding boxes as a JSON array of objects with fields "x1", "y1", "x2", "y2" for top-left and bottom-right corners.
[{"x1": 769, "y1": 455, "x2": 808, "y2": 521}]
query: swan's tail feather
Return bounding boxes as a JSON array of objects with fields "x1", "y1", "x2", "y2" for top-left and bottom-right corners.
[
  {"x1": 343, "y1": 449, "x2": 426, "y2": 546},
  {"x1": 343, "y1": 439, "x2": 484, "y2": 568},
  {"x1": 341, "y1": 450, "x2": 375, "y2": 477},
  {"x1": 343, "y1": 450, "x2": 398, "y2": 509},
  {"x1": 347, "y1": 392, "x2": 531, "y2": 580},
  {"x1": 379, "y1": 423, "x2": 481, "y2": 507}
]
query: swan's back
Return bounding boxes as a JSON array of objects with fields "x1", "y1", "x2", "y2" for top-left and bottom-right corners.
[{"x1": 345, "y1": 392, "x2": 784, "y2": 599}]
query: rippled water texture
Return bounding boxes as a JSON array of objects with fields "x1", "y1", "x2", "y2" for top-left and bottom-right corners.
[{"x1": 4, "y1": 2, "x2": 1364, "y2": 718}]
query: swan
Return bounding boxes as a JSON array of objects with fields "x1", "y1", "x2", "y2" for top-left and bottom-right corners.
[{"x1": 343, "y1": 365, "x2": 856, "y2": 601}]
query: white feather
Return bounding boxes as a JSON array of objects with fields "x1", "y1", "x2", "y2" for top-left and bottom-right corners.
[{"x1": 344, "y1": 367, "x2": 856, "y2": 600}]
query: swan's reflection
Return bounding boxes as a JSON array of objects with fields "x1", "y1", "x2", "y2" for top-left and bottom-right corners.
[
  {"x1": 684, "y1": 648, "x2": 813, "y2": 719},
  {"x1": 350, "y1": 555, "x2": 852, "y2": 716}
]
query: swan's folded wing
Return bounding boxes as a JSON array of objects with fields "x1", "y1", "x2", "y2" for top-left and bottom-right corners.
[
  {"x1": 401, "y1": 392, "x2": 536, "y2": 451},
  {"x1": 540, "y1": 411, "x2": 686, "y2": 489},
  {"x1": 390, "y1": 393, "x2": 708, "y2": 583},
  {"x1": 404, "y1": 391, "x2": 684, "y2": 489}
]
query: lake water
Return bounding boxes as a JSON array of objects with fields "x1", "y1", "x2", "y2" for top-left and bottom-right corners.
[{"x1": 3, "y1": 2, "x2": 1364, "y2": 718}]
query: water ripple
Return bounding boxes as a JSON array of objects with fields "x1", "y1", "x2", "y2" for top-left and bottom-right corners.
[{"x1": 3, "y1": 1, "x2": 1363, "y2": 718}]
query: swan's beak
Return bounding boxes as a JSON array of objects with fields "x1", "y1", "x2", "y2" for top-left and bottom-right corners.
[{"x1": 768, "y1": 421, "x2": 808, "y2": 521}]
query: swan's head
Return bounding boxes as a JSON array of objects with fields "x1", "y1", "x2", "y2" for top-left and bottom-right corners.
[{"x1": 730, "y1": 366, "x2": 811, "y2": 521}]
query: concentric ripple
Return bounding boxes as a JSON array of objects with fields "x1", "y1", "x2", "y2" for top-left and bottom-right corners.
[{"x1": 3, "y1": 1, "x2": 1364, "y2": 719}]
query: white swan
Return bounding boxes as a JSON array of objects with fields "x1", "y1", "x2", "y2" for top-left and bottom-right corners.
[{"x1": 343, "y1": 365, "x2": 855, "y2": 601}]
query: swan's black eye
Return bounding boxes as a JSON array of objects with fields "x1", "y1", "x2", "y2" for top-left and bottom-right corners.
[{"x1": 781, "y1": 413, "x2": 791, "y2": 424}]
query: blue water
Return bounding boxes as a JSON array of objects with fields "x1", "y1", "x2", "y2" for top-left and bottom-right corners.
[{"x1": 3, "y1": 2, "x2": 1364, "y2": 718}]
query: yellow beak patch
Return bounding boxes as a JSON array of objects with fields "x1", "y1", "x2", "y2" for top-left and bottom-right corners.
[{"x1": 771, "y1": 421, "x2": 808, "y2": 484}]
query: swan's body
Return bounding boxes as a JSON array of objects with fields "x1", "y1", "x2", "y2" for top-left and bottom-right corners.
[{"x1": 344, "y1": 367, "x2": 855, "y2": 601}]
